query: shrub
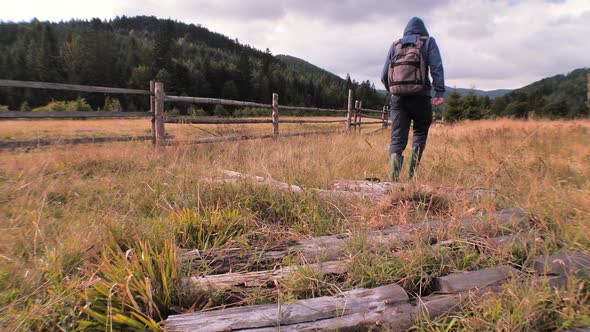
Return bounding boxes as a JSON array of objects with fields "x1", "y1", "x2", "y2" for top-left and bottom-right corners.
[
  {"x1": 102, "y1": 96, "x2": 122, "y2": 112},
  {"x1": 188, "y1": 105, "x2": 207, "y2": 116},
  {"x1": 19, "y1": 101, "x2": 31, "y2": 112},
  {"x1": 213, "y1": 105, "x2": 230, "y2": 117}
]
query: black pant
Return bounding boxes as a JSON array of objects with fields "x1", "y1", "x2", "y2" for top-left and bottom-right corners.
[{"x1": 389, "y1": 95, "x2": 433, "y2": 155}]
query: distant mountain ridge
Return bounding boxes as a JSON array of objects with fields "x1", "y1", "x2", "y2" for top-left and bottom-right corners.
[{"x1": 377, "y1": 87, "x2": 512, "y2": 99}]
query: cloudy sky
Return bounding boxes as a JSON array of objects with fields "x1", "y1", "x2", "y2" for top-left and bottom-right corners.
[{"x1": 2, "y1": 0, "x2": 589, "y2": 90}]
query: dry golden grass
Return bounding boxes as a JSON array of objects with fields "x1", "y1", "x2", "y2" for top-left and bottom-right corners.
[
  {"x1": 0, "y1": 116, "x2": 372, "y2": 141},
  {"x1": 0, "y1": 118, "x2": 589, "y2": 330}
]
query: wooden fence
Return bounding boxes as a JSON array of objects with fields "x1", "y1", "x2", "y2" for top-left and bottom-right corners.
[{"x1": 0, "y1": 79, "x2": 390, "y2": 148}]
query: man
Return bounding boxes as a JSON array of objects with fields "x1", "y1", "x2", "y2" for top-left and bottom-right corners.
[{"x1": 381, "y1": 17, "x2": 445, "y2": 181}]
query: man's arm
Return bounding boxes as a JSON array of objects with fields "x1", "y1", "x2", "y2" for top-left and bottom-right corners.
[
  {"x1": 428, "y1": 37, "x2": 445, "y2": 98},
  {"x1": 380, "y1": 43, "x2": 396, "y2": 90}
]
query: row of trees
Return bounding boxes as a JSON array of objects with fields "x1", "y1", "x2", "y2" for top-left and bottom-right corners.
[
  {"x1": 0, "y1": 16, "x2": 385, "y2": 115},
  {"x1": 443, "y1": 68, "x2": 589, "y2": 123}
]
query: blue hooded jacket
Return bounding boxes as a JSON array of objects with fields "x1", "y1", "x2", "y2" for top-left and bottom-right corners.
[{"x1": 380, "y1": 17, "x2": 445, "y2": 98}]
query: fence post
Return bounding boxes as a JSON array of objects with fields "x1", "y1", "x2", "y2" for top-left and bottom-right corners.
[
  {"x1": 346, "y1": 89, "x2": 353, "y2": 131},
  {"x1": 354, "y1": 100, "x2": 359, "y2": 131},
  {"x1": 381, "y1": 105, "x2": 388, "y2": 128},
  {"x1": 154, "y1": 81, "x2": 166, "y2": 145},
  {"x1": 150, "y1": 80, "x2": 156, "y2": 145},
  {"x1": 358, "y1": 101, "x2": 363, "y2": 133},
  {"x1": 272, "y1": 93, "x2": 279, "y2": 139}
]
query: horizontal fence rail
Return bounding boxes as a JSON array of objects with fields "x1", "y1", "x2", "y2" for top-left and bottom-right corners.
[
  {"x1": 359, "y1": 113, "x2": 384, "y2": 120},
  {"x1": 164, "y1": 117, "x2": 273, "y2": 124},
  {"x1": 279, "y1": 105, "x2": 348, "y2": 113},
  {"x1": 166, "y1": 130, "x2": 340, "y2": 146},
  {"x1": 0, "y1": 79, "x2": 150, "y2": 95},
  {"x1": 359, "y1": 107, "x2": 385, "y2": 114},
  {"x1": 0, "y1": 111, "x2": 151, "y2": 119},
  {"x1": 0, "y1": 79, "x2": 391, "y2": 148},
  {"x1": 0, "y1": 135, "x2": 162, "y2": 149},
  {"x1": 164, "y1": 95, "x2": 272, "y2": 109}
]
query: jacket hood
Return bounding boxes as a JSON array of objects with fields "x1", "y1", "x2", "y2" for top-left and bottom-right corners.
[{"x1": 403, "y1": 17, "x2": 429, "y2": 36}]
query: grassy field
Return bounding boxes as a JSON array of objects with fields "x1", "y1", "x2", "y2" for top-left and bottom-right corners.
[
  {"x1": 0, "y1": 116, "x2": 356, "y2": 141},
  {"x1": 0, "y1": 119, "x2": 589, "y2": 331}
]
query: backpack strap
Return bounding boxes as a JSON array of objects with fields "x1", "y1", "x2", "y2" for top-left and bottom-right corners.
[
  {"x1": 416, "y1": 36, "x2": 429, "y2": 49},
  {"x1": 394, "y1": 39, "x2": 403, "y2": 53}
]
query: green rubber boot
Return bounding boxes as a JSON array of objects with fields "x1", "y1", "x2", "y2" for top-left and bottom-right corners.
[
  {"x1": 389, "y1": 153, "x2": 404, "y2": 182},
  {"x1": 408, "y1": 147, "x2": 424, "y2": 180}
]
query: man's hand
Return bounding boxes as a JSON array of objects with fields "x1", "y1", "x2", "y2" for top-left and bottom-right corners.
[{"x1": 433, "y1": 97, "x2": 445, "y2": 107}]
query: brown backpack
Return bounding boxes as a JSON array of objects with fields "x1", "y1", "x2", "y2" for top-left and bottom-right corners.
[{"x1": 388, "y1": 36, "x2": 428, "y2": 96}]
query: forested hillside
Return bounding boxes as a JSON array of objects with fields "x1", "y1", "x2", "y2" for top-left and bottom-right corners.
[
  {"x1": 0, "y1": 16, "x2": 384, "y2": 113},
  {"x1": 443, "y1": 68, "x2": 589, "y2": 122}
]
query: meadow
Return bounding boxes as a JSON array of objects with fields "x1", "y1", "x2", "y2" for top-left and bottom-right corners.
[{"x1": 0, "y1": 119, "x2": 589, "y2": 331}]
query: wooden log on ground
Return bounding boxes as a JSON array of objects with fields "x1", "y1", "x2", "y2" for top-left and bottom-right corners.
[
  {"x1": 165, "y1": 284, "x2": 409, "y2": 332},
  {"x1": 531, "y1": 252, "x2": 590, "y2": 279},
  {"x1": 190, "y1": 260, "x2": 347, "y2": 291},
  {"x1": 432, "y1": 265, "x2": 520, "y2": 294},
  {"x1": 330, "y1": 179, "x2": 497, "y2": 200},
  {"x1": 208, "y1": 170, "x2": 497, "y2": 201},
  {"x1": 189, "y1": 234, "x2": 532, "y2": 292},
  {"x1": 170, "y1": 260, "x2": 556, "y2": 332},
  {"x1": 182, "y1": 208, "x2": 530, "y2": 274}
]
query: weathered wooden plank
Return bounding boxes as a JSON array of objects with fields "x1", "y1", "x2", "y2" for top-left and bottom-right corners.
[
  {"x1": 0, "y1": 135, "x2": 164, "y2": 149},
  {"x1": 190, "y1": 260, "x2": 347, "y2": 291},
  {"x1": 272, "y1": 93, "x2": 279, "y2": 138},
  {"x1": 346, "y1": 89, "x2": 353, "y2": 131},
  {"x1": 164, "y1": 117, "x2": 273, "y2": 124},
  {"x1": 358, "y1": 107, "x2": 385, "y2": 114},
  {"x1": 167, "y1": 130, "x2": 340, "y2": 146},
  {"x1": 165, "y1": 284, "x2": 409, "y2": 332},
  {"x1": 0, "y1": 79, "x2": 150, "y2": 95},
  {"x1": 280, "y1": 119, "x2": 345, "y2": 124},
  {"x1": 350, "y1": 120, "x2": 389, "y2": 126},
  {"x1": 164, "y1": 95, "x2": 272, "y2": 109},
  {"x1": 189, "y1": 234, "x2": 530, "y2": 292},
  {"x1": 279, "y1": 105, "x2": 348, "y2": 113},
  {"x1": 432, "y1": 265, "x2": 520, "y2": 294},
  {"x1": 359, "y1": 113, "x2": 383, "y2": 120},
  {"x1": 531, "y1": 252, "x2": 590, "y2": 278},
  {"x1": 330, "y1": 179, "x2": 497, "y2": 199},
  {"x1": 0, "y1": 111, "x2": 150, "y2": 119},
  {"x1": 154, "y1": 82, "x2": 166, "y2": 144},
  {"x1": 171, "y1": 274, "x2": 569, "y2": 332},
  {"x1": 563, "y1": 328, "x2": 590, "y2": 332},
  {"x1": 182, "y1": 209, "x2": 529, "y2": 274}
]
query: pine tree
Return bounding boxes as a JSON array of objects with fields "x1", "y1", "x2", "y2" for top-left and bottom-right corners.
[{"x1": 443, "y1": 91, "x2": 463, "y2": 123}]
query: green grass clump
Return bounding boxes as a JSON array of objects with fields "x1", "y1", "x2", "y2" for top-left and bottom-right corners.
[
  {"x1": 77, "y1": 233, "x2": 179, "y2": 331},
  {"x1": 172, "y1": 206, "x2": 251, "y2": 250}
]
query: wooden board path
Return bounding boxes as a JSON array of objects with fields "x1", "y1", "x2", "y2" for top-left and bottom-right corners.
[
  {"x1": 166, "y1": 252, "x2": 590, "y2": 331},
  {"x1": 189, "y1": 233, "x2": 534, "y2": 292},
  {"x1": 182, "y1": 208, "x2": 530, "y2": 274}
]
